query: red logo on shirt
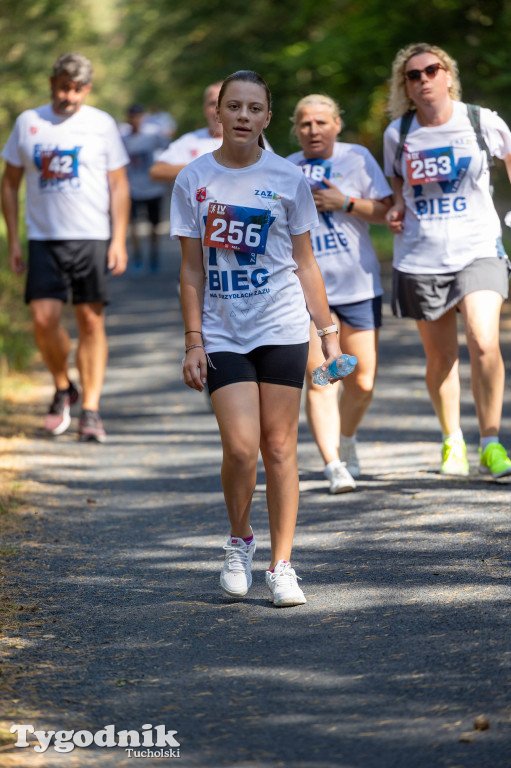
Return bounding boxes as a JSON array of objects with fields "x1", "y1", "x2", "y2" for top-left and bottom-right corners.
[
  {"x1": 196, "y1": 187, "x2": 207, "y2": 202},
  {"x1": 191, "y1": 149, "x2": 198, "y2": 158},
  {"x1": 30, "y1": 126, "x2": 38, "y2": 135}
]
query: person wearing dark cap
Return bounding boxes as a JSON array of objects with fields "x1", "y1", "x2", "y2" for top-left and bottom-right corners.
[{"x1": 122, "y1": 104, "x2": 168, "y2": 274}]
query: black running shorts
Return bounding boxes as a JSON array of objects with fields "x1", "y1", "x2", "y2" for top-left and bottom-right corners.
[
  {"x1": 206, "y1": 343, "x2": 309, "y2": 395},
  {"x1": 25, "y1": 240, "x2": 110, "y2": 305},
  {"x1": 130, "y1": 197, "x2": 163, "y2": 227}
]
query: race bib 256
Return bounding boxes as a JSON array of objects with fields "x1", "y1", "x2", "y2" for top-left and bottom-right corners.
[{"x1": 203, "y1": 203, "x2": 270, "y2": 255}]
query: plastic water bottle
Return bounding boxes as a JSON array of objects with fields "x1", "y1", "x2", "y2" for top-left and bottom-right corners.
[{"x1": 312, "y1": 354, "x2": 358, "y2": 386}]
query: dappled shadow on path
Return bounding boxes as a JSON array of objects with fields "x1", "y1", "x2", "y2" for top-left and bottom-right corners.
[{"x1": 2, "y1": 257, "x2": 511, "y2": 767}]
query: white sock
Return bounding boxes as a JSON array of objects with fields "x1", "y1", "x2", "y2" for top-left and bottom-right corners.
[
  {"x1": 341, "y1": 433, "x2": 357, "y2": 445},
  {"x1": 480, "y1": 436, "x2": 498, "y2": 452},
  {"x1": 444, "y1": 428, "x2": 463, "y2": 443}
]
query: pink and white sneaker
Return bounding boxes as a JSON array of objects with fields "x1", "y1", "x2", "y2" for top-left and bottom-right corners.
[{"x1": 44, "y1": 381, "x2": 79, "y2": 436}]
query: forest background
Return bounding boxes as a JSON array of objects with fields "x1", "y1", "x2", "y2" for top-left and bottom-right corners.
[{"x1": 1, "y1": 0, "x2": 511, "y2": 372}]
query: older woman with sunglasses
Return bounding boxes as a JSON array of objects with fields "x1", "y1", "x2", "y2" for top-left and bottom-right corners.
[{"x1": 384, "y1": 43, "x2": 511, "y2": 479}]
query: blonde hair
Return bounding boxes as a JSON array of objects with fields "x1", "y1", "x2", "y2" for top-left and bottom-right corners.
[
  {"x1": 387, "y1": 43, "x2": 461, "y2": 120},
  {"x1": 291, "y1": 94, "x2": 342, "y2": 135}
]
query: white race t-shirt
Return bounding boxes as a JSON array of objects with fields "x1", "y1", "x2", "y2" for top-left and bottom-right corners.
[
  {"x1": 159, "y1": 127, "x2": 272, "y2": 167},
  {"x1": 2, "y1": 104, "x2": 129, "y2": 241},
  {"x1": 287, "y1": 143, "x2": 391, "y2": 304},
  {"x1": 383, "y1": 101, "x2": 511, "y2": 274},
  {"x1": 158, "y1": 127, "x2": 222, "y2": 166},
  {"x1": 170, "y1": 150, "x2": 319, "y2": 353}
]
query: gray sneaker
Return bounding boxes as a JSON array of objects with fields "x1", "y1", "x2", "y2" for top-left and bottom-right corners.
[
  {"x1": 78, "y1": 410, "x2": 106, "y2": 443},
  {"x1": 219, "y1": 533, "x2": 256, "y2": 598}
]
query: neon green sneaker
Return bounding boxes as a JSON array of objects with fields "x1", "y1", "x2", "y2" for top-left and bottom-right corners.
[
  {"x1": 479, "y1": 442, "x2": 511, "y2": 479},
  {"x1": 441, "y1": 437, "x2": 469, "y2": 476}
]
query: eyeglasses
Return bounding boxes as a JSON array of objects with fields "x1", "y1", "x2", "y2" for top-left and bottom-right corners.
[{"x1": 405, "y1": 63, "x2": 446, "y2": 82}]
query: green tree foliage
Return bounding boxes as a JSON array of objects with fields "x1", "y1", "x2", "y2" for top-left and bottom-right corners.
[
  {"x1": 0, "y1": 0, "x2": 101, "y2": 149},
  {"x1": 1, "y1": 0, "x2": 511, "y2": 157},
  {"x1": 117, "y1": 0, "x2": 511, "y2": 156}
]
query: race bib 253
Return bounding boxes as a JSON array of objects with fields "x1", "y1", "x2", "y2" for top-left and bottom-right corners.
[{"x1": 406, "y1": 147, "x2": 456, "y2": 186}]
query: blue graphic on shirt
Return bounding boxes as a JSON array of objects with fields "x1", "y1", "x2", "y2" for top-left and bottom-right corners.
[
  {"x1": 203, "y1": 213, "x2": 277, "y2": 312},
  {"x1": 298, "y1": 158, "x2": 332, "y2": 190},
  {"x1": 204, "y1": 203, "x2": 272, "y2": 255},
  {"x1": 33, "y1": 145, "x2": 81, "y2": 190},
  {"x1": 299, "y1": 157, "x2": 352, "y2": 250},
  {"x1": 410, "y1": 150, "x2": 472, "y2": 217},
  {"x1": 299, "y1": 157, "x2": 336, "y2": 229}
]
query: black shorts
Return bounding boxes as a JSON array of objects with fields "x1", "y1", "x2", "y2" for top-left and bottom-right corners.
[
  {"x1": 207, "y1": 343, "x2": 309, "y2": 395},
  {"x1": 25, "y1": 240, "x2": 109, "y2": 305},
  {"x1": 130, "y1": 197, "x2": 163, "y2": 227}
]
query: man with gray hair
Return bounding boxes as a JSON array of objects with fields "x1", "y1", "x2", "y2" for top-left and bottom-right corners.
[
  {"x1": 52, "y1": 52, "x2": 93, "y2": 86},
  {"x1": 1, "y1": 53, "x2": 130, "y2": 442}
]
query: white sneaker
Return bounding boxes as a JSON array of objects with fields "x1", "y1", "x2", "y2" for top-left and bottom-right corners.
[
  {"x1": 266, "y1": 560, "x2": 306, "y2": 607},
  {"x1": 324, "y1": 460, "x2": 356, "y2": 494},
  {"x1": 219, "y1": 533, "x2": 256, "y2": 598},
  {"x1": 340, "y1": 438, "x2": 360, "y2": 478}
]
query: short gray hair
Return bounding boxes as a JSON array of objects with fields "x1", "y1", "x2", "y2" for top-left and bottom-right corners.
[
  {"x1": 52, "y1": 53, "x2": 93, "y2": 85},
  {"x1": 291, "y1": 94, "x2": 342, "y2": 133}
]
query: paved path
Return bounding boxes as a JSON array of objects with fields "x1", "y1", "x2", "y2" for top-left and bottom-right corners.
[{"x1": 1, "y1": 242, "x2": 511, "y2": 767}]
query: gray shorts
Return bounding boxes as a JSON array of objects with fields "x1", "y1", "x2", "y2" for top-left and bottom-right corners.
[{"x1": 392, "y1": 257, "x2": 510, "y2": 321}]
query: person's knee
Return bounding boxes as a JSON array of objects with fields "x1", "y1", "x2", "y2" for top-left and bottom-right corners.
[
  {"x1": 223, "y1": 441, "x2": 258, "y2": 471},
  {"x1": 426, "y1": 351, "x2": 458, "y2": 380},
  {"x1": 76, "y1": 304, "x2": 105, "y2": 337},
  {"x1": 345, "y1": 371, "x2": 375, "y2": 399},
  {"x1": 260, "y1": 432, "x2": 293, "y2": 466},
  {"x1": 467, "y1": 330, "x2": 499, "y2": 360},
  {"x1": 31, "y1": 305, "x2": 61, "y2": 335}
]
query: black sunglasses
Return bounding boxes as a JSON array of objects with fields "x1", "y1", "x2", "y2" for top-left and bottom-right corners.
[{"x1": 405, "y1": 63, "x2": 446, "y2": 82}]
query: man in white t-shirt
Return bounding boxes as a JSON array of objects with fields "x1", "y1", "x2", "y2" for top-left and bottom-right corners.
[
  {"x1": 1, "y1": 53, "x2": 130, "y2": 442},
  {"x1": 149, "y1": 82, "x2": 223, "y2": 183}
]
